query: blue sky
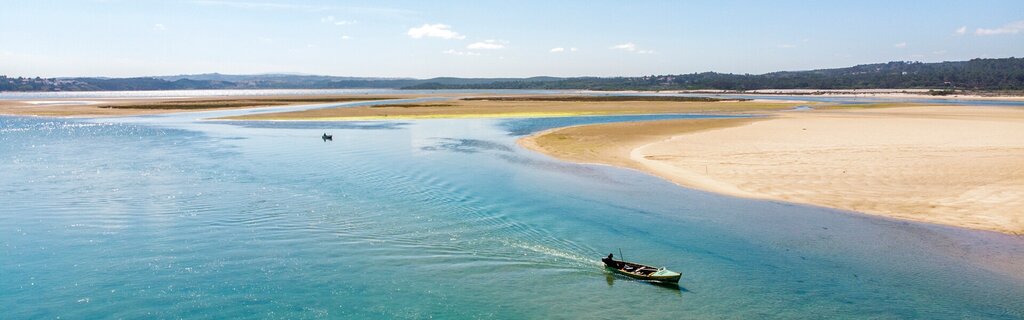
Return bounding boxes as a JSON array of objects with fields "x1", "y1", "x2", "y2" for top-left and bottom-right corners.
[{"x1": 1, "y1": 0, "x2": 1022, "y2": 78}]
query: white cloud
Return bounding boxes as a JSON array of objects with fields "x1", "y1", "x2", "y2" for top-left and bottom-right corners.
[
  {"x1": 636, "y1": 49, "x2": 656, "y2": 54},
  {"x1": 610, "y1": 42, "x2": 637, "y2": 51},
  {"x1": 976, "y1": 20, "x2": 1024, "y2": 35},
  {"x1": 550, "y1": 47, "x2": 578, "y2": 53},
  {"x1": 570, "y1": 47, "x2": 578, "y2": 52},
  {"x1": 777, "y1": 43, "x2": 796, "y2": 48},
  {"x1": 954, "y1": 26, "x2": 967, "y2": 35},
  {"x1": 341, "y1": 35, "x2": 352, "y2": 40},
  {"x1": 550, "y1": 47, "x2": 565, "y2": 52},
  {"x1": 153, "y1": 23, "x2": 167, "y2": 31},
  {"x1": 408, "y1": 24, "x2": 465, "y2": 39},
  {"x1": 467, "y1": 40, "x2": 506, "y2": 50},
  {"x1": 442, "y1": 49, "x2": 480, "y2": 56},
  {"x1": 894, "y1": 42, "x2": 907, "y2": 48}
]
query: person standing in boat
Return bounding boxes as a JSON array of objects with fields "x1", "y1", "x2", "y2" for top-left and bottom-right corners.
[{"x1": 602, "y1": 253, "x2": 622, "y2": 268}]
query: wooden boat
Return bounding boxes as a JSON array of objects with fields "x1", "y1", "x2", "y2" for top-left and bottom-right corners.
[
  {"x1": 602, "y1": 257, "x2": 681, "y2": 283},
  {"x1": 322, "y1": 133, "x2": 333, "y2": 141}
]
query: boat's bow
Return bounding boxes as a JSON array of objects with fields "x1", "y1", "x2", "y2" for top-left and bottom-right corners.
[{"x1": 649, "y1": 268, "x2": 681, "y2": 282}]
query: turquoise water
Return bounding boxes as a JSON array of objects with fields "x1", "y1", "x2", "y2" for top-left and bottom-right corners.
[{"x1": 2, "y1": 100, "x2": 1024, "y2": 318}]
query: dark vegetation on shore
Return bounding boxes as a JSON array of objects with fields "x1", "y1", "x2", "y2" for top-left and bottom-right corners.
[
  {"x1": 101, "y1": 97, "x2": 395, "y2": 109},
  {"x1": 3, "y1": 58, "x2": 1022, "y2": 92},
  {"x1": 409, "y1": 58, "x2": 1024, "y2": 91}
]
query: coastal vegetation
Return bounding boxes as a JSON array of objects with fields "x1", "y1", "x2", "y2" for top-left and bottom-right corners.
[{"x1": 407, "y1": 58, "x2": 1024, "y2": 91}]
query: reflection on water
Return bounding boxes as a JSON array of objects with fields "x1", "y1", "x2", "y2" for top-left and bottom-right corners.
[
  {"x1": 1, "y1": 103, "x2": 1023, "y2": 318},
  {"x1": 604, "y1": 271, "x2": 687, "y2": 294}
]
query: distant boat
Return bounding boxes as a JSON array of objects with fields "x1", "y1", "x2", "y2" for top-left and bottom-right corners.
[
  {"x1": 322, "y1": 133, "x2": 333, "y2": 141},
  {"x1": 602, "y1": 255, "x2": 681, "y2": 283}
]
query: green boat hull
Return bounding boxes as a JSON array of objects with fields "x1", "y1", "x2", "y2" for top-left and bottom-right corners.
[{"x1": 604, "y1": 260, "x2": 681, "y2": 283}]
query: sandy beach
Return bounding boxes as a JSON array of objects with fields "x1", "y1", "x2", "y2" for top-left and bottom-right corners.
[{"x1": 521, "y1": 106, "x2": 1024, "y2": 234}]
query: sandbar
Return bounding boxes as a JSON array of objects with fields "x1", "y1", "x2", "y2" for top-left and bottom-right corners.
[
  {"x1": 521, "y1": 106, "x2": 1024, "y2": 234},
  {"x1": 220, "y1": 97, "x2": 809, "y2": 121}
]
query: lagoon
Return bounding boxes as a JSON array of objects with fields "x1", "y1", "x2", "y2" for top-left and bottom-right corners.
[{"x1": 1, "y1": 96, "x2": 1023, "y2": 318}]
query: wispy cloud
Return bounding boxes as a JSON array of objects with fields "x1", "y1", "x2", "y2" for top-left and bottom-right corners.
[
  {"x1": 467, "y1": 40, "x2": 506, "y2": 50},
  {"x1": 611, "y1": 42, "x2": 636, "y2": 51},
  {"x1": 550, "y1": 47, "x2": 565, "y2": 52},
  {"x1": 976, "y1": 20, "x2": 1024, "y2": 35},
  {"x1": 408, "y1": 23, "x2": 465, "y2": 39},
  {"x1": 894, "y1": 42, "x2": 907, "y2": 48},
  {"x1": 954, "y1": 26, "x2": 967, "y2": 36},
  {"x1": 777, "y1": 43, "x2": 796, "y2": 49},
  {"x1": 610, "y1": 42, "x2": 654, "y2": 54},
  {"x1": 153, "y1": 23, "x2": 167, "y2": 31},
  {"x1": 341, "y1": 35, "x2": 352, "y2": 40},
  {"x1": 550, "y1": 47, "x2": 578, "y2": 53},
  {"x1": 442, "y1": 49, "x2": 479, "y2": 56},
  {"x1": 321, "y1": 16, "x2": 357, "y2": 25}
]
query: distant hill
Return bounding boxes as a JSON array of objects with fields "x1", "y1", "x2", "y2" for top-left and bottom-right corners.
[
  {"x1": 402, "y1": 58, "x2": 1024, "y2": 91},
  {"x1": 2, "y1": 58, "x2": 1022, "y2": 92}
]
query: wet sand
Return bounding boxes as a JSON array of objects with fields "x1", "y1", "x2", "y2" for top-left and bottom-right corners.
[
  {"x1": 521, "y1": 106, "x2": 1024, "y2": 234},
  {"x1": 0, "y1": 95, "x2": 411, "y2": 117}
]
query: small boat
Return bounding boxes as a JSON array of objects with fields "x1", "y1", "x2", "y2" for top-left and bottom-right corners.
[
  {"x1": 602, "y1": 255, "x2": 681, "y2": 283},
  {"x1": 322, "y1": 133, "x2": 333, "y2": 141}
]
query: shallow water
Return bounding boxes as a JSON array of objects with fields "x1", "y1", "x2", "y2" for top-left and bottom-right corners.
[{"x1": 1, "y1": 98, "x2": 1023, "y2": 319}]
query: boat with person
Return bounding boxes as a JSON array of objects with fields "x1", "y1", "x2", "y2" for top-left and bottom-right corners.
[{"x1": 601, "y1": 253, "x2": 681, "y2": 283}]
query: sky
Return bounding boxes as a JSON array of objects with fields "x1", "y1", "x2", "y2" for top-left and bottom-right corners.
[{"x1": 1, "y1": 0, "x2": 1023, "y2": 78}]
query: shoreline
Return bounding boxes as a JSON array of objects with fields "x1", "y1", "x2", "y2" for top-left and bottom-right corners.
[{"x1": 520, "y1": 105, "x2": 1024, "y2": 235}]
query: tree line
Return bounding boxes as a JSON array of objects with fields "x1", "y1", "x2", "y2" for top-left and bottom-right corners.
[{"x1": 3, "y1": 58, "x2": 1022, "y2": 92}]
